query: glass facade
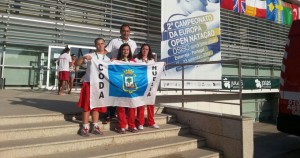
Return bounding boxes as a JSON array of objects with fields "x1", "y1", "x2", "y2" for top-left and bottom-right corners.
[
  {"x1": 0, "y1": 0, "x2": 290, "y2": 87},
  {"x1": 221, "y1": 10, "x2": 289, "y2": 64},
  {"x1": 3, "y1": 44, "x2": 48, "y2": 86},
  {"x1": 0, "y1": 0, "x2": 161, "y2": 87}
]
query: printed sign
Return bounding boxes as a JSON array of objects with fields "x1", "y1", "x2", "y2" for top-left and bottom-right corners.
[
  {"x1": 161, "y1": 0, "x2": 221, "y2": 89},
  {"x1": 222, "y1": 77, "x2": 279, "y2": 90}
]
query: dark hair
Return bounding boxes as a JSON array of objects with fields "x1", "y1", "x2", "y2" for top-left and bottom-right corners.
[
  {"x1": 117, "y1": 43, "x2": 133, "y2": 60},
  {"x1": 71, "y1": 54, "x2": 76, "y2": 57},
  {"x1": 64, "y1": 46, "x2": 70, "y2": 53},
  {"x1": 94, "y1": 38, "x2": 105, "y2": 45},
  {"x1": 136, "y1": 43, "x2": 154, "y2": 60},
  {"x1": 120, "y1": 23, "x2": 131, "y2": 32}
]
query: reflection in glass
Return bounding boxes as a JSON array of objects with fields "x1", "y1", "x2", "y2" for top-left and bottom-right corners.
[{"x1": 4, "y1": 45, "x2": 47, "y2": 86}]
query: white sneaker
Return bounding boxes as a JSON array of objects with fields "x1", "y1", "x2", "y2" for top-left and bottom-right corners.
[
  {"x1": 80, "y1": 128, "x2": 89, "y2": 137},
  {"x1": 91, "y1": 126, "x2": 103, "y2": 135},
  {"x1": 150, "y1": 124, "x2": 159, "y2": 129},
  {"x1": 138, "y1": 125, "x2": 144, "y2": 130}
]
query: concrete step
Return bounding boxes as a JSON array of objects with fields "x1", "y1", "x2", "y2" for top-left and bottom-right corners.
[
  {"x1": 0, "y1": 120, "x2": 80, "y2": 142},
  {"x1": 38, "y1": 135, "x2": 204, "y2": 158},
  {"x1": 0, "y1": 124, "x2": 192, "y2": 158},
  {"x1": 0, "y1": 106, "x2": 164, "y2": 126},
  {"x1": 0, "y1": 114, "x2": 176, "y2": 142},
  {"x1": 153, "y1": 105, "x2": 164, "y2": 114},
  {"x1": 153, "y1": 148, "x2": 222, "y2": 158},
  {"x1": 0, "y1": 113, "x2": 79, "y2": 126}
]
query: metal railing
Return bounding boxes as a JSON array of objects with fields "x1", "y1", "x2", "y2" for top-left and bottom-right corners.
[
  {"x1": 0, "y1": 64, "x2": 84, "y2": 91},
  {"x1": 159, "y1": 59, "x2": 279, "y2": 116},
  {"x1": 160, "y1": 59, "x2": 242, "y2": 116},
  {"x1": 160, "y1": 59, "x2": 280, "y2": 117}
]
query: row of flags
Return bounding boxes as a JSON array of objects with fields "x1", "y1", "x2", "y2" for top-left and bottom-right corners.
[{"x1": 221, "y1": 0, "x2": 299, "y2": 25}]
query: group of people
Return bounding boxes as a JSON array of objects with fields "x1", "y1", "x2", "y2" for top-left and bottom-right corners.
[
  {"x1": 57, "y1": 48, "x2": 77, "y2": 95},
  {"x1": 59, "y1": 24, "x2": 159, "y2": 136}
]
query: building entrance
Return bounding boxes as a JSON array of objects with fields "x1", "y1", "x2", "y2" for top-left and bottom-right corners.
[{"x1": 45, "y1": 45, "x2": 95, "y2": 90}]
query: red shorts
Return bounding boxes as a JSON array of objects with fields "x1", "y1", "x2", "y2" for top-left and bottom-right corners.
[
  {"x1": 78, "y1": 82, "x2": 107, "y2": 112},
  {"x1": 59, "y1": 71, "x2": 69, "y2": 81}
]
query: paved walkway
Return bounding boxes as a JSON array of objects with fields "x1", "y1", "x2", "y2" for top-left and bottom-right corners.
[
  {"x1": 0, "y1": 89, "x2": 81, "y2": 116},
  {"x1": 254, "y1": 122, "x2": 300, "y2": 158},
  {"x1": 1, "y1": 89, "x2": 300, "y2": 157}
]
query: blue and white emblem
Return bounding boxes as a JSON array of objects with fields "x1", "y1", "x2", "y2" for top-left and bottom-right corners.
[{"x1": 121, "y1": 69, "x2": 138, "y2": 94}]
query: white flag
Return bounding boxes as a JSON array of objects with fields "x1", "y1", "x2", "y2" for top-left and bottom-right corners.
[{"x1": 90, "y1": 59, "x2": 164, "y2": 108}]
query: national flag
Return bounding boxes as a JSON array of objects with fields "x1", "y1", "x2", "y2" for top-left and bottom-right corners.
[
  {"x1": 255, "y1": 0, "x2": 267, "y2": 18},
  {"x1": 234, "y1": 0, "x2": 240, "y2": 12},
  {"x1": 267, "y1": 0, "x2": 275, "y2": 21},
  {"x1": 245, "y1": 0, "x2": 266, "y2": 18},
  {"x1": 234, "y1": 0, "x2": 246, "y2": 13},
  {"x1": 241, "y1": 0, "x2": 246, "y2": 13},
  {"x1": 245, "y1": 0, "x2": 256, "y2": 16},
  {"x1": 291, "y1": 4, "x2": 298, "y2": 21},
  {"x1": 274, "y1": 0, "x2": 284, "y2": 24},
  {"x1": 89, "y1": 59, "x2": 164, "y2": 108},
  {"x1": 221, "y1": 0, "x2": 234, "y2": 10},
  {"x1": 283, "y1": 2, "x2": 292, "y2": 25}
]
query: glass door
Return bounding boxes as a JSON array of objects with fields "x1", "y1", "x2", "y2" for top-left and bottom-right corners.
[
  {"x1": 46, "y1": 46, "x2": 65, "y2": 90},
  {"x1": 46, "y1": 45, "x2": 95, "y2": 90}
]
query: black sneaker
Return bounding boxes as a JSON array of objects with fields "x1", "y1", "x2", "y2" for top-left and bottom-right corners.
[{"x1": 128, "y1": 127, "x2": 138, "y2": 133}]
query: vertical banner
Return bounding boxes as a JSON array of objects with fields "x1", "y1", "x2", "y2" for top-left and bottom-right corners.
[{"x1": 161, "y1": 0, "x2": 221, "y2": 89}]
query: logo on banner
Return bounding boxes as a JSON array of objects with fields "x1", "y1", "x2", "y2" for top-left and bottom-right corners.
[
  {"x1": 121, "y1": 69, "x2": 138, "y2": 94},
  {"x1": 223, "y1": 78, "x2": 231, "y2": 89},
  {"x1": 255, "y1": 79, "x2": 262, "y2": 88},
  {"x1": 108, "y1": 65, "x2": 148, "y2": 98},
  {"x1": 222, "y1": 77, "x2": 243, "y2": 89}
]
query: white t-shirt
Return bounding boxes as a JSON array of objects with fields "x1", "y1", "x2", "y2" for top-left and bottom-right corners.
[
  {"x1": 58, "y1": 53, "x2": 72, "y2": 71},
  {"x1": 105, "y1": 37, "x2": 137, "y2": 59},
  {"x1": 82, "y1": 53, "x2": 110, "y2": 82},
  {"x1": 134, "y1": 58, "x2": 155, "y2": 64}
]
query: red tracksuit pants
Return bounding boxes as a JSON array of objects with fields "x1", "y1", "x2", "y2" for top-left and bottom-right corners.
[
  {"x1": 137, "y1": 105, "x2": 155, "y2": 126},
  {"x1": 117, "y1": 107, "x2": 136, "y2": 129}
]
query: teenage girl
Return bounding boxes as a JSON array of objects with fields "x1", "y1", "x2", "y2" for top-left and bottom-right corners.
[
  {"x1": 134, "y1": 43, "x2": 159, "y2": 130},
  {"x1": 76, "y1": 38, "x2": 110, "y2": 136}
]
